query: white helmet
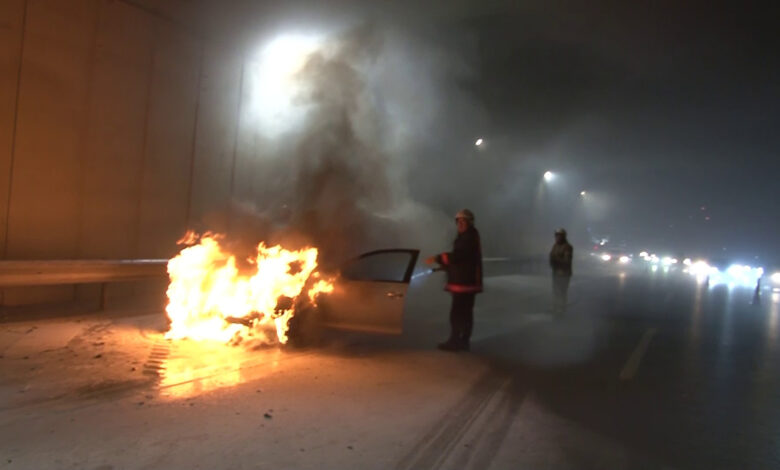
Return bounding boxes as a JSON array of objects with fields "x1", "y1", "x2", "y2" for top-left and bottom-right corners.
[{"x1": 455, "y1": 209, "x2": 475, "y2": 223}]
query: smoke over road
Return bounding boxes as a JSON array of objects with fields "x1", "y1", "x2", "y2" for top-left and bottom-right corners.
[{"x1": 223, "y1": 21, "x2": 476, "y2": 266}]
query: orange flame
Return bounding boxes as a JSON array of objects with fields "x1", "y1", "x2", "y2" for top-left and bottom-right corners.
[
  {"x1": 176, "y1": 229, "x2": 201, "y2": 246},
  {"x1": 165, "y1": 233, "x2": 333, "y2": 345}
]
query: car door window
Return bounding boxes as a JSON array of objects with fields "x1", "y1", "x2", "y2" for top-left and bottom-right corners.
[{"x1": 341, "y1": 250, "x2": 419, "y2": 283}]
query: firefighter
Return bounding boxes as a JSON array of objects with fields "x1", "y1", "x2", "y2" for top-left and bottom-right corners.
[
  {"x1": 549, "y1": 228, "x2": 573, "y2": 313},
  {"x1": 425, "y1": 209, "x2": 483, "y2": 351}
]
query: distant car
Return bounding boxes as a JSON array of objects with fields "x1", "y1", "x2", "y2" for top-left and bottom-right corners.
[
  {"x1": 769, "y1": 268, "x2": 780, "y2": 292},
  {"x1": 288, "y1": 249, "x2": 420, "y2": 342}
]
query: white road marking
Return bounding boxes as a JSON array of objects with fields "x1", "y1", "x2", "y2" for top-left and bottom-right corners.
[{"x1": 619, "y1": 327, "x2": 658, "y2": 380}]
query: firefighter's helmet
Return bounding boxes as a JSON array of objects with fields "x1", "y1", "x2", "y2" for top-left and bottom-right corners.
[{"x1": 455, "y1": 209, "x2": 475, "y2": 223}]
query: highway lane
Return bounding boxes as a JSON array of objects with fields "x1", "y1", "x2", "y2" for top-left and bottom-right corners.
[{"x1": 1, "y1": 261, "x2": 778, "y2": 468}]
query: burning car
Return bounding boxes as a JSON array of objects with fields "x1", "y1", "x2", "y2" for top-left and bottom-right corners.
[
  {"x1": 164, "y1": 233, "x2": 419, "y2": 347},
  {"x1": 312, "y1": 248, "x2": 420, "y2": 335}
]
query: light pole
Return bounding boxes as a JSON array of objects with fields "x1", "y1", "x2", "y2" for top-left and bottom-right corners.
[{"x1": 531, "y1": 170, "x2": 557, "y2": 250}]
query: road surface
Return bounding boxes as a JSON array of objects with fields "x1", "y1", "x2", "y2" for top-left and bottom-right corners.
[{"x1": 1, "y1": 261, "x2": 779, "y2": 469}]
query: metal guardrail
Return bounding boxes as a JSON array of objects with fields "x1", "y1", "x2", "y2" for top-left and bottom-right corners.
[{"x1": 0, "y1": 259, "x2": 169, "y2": 309}]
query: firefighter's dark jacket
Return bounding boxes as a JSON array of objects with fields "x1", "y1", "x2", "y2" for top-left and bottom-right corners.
[
  {"x1": 549, "y1": 241, "x2": 573, "y2": 276},
  {"x1": 435, "y1": 225, "x2": 483, "y2": 294}
]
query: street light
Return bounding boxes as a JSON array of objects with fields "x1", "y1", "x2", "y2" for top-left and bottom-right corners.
[
  {"x1": 249, "y1": 33, "x2": 324, "y2": 137},
  {"x1": 543, "y1": 171, "x2": 555, "y2": 182},
  {"x1": 475, "y1": 138, "x2": 483, "y2": 146},
  {"x1": 580, "y1": 190, "x2": 587, "y2": 197}
]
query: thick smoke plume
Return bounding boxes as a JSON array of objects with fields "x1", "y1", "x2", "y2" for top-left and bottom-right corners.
[{"x1": 226, "y1": 23, "x2": 455, "y2": 267}]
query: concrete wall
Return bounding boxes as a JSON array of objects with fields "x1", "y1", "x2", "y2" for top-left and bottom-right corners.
[{"x1": 0, "y1": 0, "x2": 252, "y2": 306}]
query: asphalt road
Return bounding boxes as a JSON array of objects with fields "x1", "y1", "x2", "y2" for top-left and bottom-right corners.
[{"x1": 1, "y1": 260, "x2": 778, "y2": 469}]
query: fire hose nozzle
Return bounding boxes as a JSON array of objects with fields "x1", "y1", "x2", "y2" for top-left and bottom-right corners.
[{"x1": 411, "y1": 266, "x2": 445, "y2": 280}]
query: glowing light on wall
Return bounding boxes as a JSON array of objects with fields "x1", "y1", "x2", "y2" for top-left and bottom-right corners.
[{"x1": 246, "y1": 33, "x2": 324, "y2": 138}]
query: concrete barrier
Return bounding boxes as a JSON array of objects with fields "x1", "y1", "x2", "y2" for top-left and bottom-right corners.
[{"x1": 0, "y1": 259, "x2": 168, "y2": 309}]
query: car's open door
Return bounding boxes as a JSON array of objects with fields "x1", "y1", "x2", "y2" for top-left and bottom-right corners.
[{"x1": 318, "y1": 249, "x2": 419, "y2": 334}]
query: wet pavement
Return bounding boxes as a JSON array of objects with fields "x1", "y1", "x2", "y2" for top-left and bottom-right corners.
[{"x1": 1, "y1": 262, "x2": 779, "y2": 469}]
